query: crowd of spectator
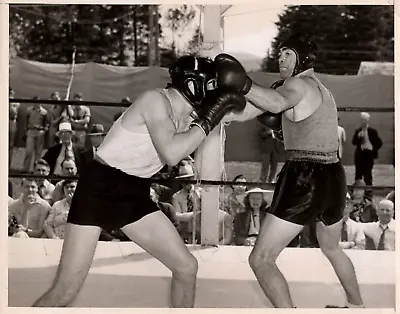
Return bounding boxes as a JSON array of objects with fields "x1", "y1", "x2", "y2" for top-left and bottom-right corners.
[{"x1": 8, "y1": 89, "x2": 394, "y2": 251}]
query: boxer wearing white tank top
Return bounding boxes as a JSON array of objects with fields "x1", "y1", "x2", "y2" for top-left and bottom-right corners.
[{"x1": 33, "y1": 55, "x2": 248, "y2": 308}]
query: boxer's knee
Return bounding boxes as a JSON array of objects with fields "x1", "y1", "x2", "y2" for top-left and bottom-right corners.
[
  {"x1": 249, "y1": 247, "x2": 278, "y2": 272},
  {"x1": 171, "y1": 254, "x2": 198, "y2": 282}
]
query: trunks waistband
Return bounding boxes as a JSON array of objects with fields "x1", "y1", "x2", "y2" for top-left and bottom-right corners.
[{"x1": 285, "y1": 150, "x2": 339, "y2": 164}]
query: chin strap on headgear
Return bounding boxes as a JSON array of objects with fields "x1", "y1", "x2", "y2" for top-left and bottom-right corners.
[{"x1": 279, "y1": 32, "x2": 317, "y2": 77}]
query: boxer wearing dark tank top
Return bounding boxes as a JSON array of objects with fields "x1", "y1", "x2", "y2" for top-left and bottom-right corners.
[{"x1": 223, "y1": 33, "x2": 364, "y2": 309}]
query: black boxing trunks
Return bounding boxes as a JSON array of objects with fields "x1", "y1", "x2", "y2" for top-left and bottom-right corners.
[
  {"x1": 67, "y1": 159, "x2": 159, "y2": 230},
  {"x1": 268, "y1": 159, "x2": 347, "y2": 226}
]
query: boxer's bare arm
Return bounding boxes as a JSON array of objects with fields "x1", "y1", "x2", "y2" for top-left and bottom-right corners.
[
  {"x1": 246, "y1": 77, "x2": 307, "y2": 113},
  {"x1": 221, "y1": 101, "x2": 264, "y2": 123},
  {"x1": 141, "y1": 91, "x2": 206, "y2": 166}
]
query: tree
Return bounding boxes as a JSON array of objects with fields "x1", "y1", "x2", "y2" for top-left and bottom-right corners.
[
  {"x1": 264, "y1": 5, "x2": 394, "y2": 75},
  {"x1": 186, "y1": 26, "x2": 203, "y2": 54},
  {"x1": 164, "y1": 5, "x2": 196, "y2": 56},
  {"x1": 9, "y1": 4, "x2": 164, "y2": 66}
]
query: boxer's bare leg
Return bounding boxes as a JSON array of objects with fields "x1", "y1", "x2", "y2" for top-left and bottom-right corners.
[
  {"x1": 316, "y1": 219, "x2": 364, "y2": 306},
  {"x1": 248, "y1": 213, "x2": 303, "y2": 308},
  {"x1": 33, "y1": 224, "x2": 102, "y2": 307},
  {"x1": 121, "y1": 210, "x2": 198, "y2": 308}
]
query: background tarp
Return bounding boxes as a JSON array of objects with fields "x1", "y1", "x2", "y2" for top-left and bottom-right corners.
[{"x1": 9, "y1": 57, "x2": 394, "y2": 165}]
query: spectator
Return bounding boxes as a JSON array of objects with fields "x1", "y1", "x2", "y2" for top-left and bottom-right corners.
[
  {"x1": 337, "y1": 117, "x2": 346, "y2": 160},
  {"x1": 8, "y1": 178, "x2": 51, "y2": 238},
  {"x1": 9, "y1": 88, "x2": 20, "y2": 167},
  {"x1": 83, "y1": 124, "x2": 107, "y2": 164},
  {"x1": 352, "y1": 112, "x2": 382, "y2": 199},
  {"x1": 23, "y1": 96, "x2": 49, "y2": 172},
  {"x1": 339, "y1": 193, "x2": 365, "y2": 250},
  {"x1": 113, "y1": 97, "x2": 131, "y2": 121},
  {"x1": 349, "y1": 179, "x2": 378, "y2": 222},
  {"x1": 51, "y1": 159, "x2": 78, "y2": 204},
  {"x1": 34, "y1": 159, "x2": 55, "y2": 204},
  {"x1": 43, "y1": 180, "x2": 77, "y2": 239},
  {"x1": 234, "y1": 188, "x2": 270, "y2": 246},
  {"x1": 67, "y1": 93, "x2": 91, "y2": 148},
  {"x1": 151, "y1": 183, "x2": 173, "y2": 204},
  {"x1": 386, "y1": 191, "x2": 395, "y2": 219},
  {"x1": 9, "y1": 180, "x2": 13, "y2": 198},
  {"x1": 150, "y1": 187, "x2": 180, "y2": 229},
  {"x1": 361, "y1": 199, "x2": 395, "y2": 251},
  {"x1": 42, "y1": 122, "x2": 85, "y2": 175},
  {"x1": 259, "y1": 125, "x2": 280, "y2": 183},
  {"x1": 227, "y1": 174, "x2": 247, "y2": 217},
  {"x1": 172, "y1": 164, "x2": 201, "y2": 243},
  {"x1": 48, "y1": 92, "x2": 68, "y2": 147}
]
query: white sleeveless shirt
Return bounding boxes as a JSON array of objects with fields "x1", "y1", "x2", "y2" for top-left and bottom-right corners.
[{"x1": 96, "y1": 89, "x2": 191, "y2": 178}]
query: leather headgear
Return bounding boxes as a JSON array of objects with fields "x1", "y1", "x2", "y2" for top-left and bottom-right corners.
[
  {"x1": 279, "y1": 33, "x2": 317, "y2": 76},
  {"x1": 168, "y1": 55, "x2": 217, "y2": 110}
]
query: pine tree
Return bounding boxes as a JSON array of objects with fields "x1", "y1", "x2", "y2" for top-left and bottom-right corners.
[{"x1": 264, "y1": 5, "x2": 394, "y2": 75}]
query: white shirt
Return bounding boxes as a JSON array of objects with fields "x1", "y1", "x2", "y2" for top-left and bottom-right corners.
[
  {"x1": 337, "y1": 126, "x2": 346, "y2": 158},
  {"x1": 360, "y1": 219, "x2": 395, "y2": 251},
  {"x1": 340, "y1": 218, "x2": 365, "y2": 249}
]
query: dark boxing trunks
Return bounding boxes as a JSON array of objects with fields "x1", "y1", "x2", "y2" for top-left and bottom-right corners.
[
  {"x1": 67, "y1": 160, "x2": 159, "y2": 230},
  {"x1": 268, "y1": 160, "x2": 347, "y2": 226}
]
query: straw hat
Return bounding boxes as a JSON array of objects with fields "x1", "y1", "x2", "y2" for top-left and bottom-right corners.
[
  {"x1": 56, "y1": 122, "x2": 74, "y2": 136},
  {"x1": 88, "y1": 124, "x2": 106, "y2": 137},
  {"x1": 245, "y1": 187, "x2": 273, "y2": 194},
  {"x1": 176, "y1": 164, "x2": 195, "y2": 179}
]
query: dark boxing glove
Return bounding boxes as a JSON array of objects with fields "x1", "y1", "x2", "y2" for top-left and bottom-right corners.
[
  {"x1": 257, "y1": 79, "x2": 285, "y2": 136},
  {"x1": 214, "y1": 53, "x2": 252, "y2": 95},
  {"x1": 257, "y1": 111, "x2": 282, "y2": 132},
  {"x1": 191, "y1": 88, "x2": 246, "y2": 136}
]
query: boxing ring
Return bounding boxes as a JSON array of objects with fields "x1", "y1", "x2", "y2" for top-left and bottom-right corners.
[
  {"x1": 8, "y1": 238, "x2": 395, "y2": 308},
  {"x1": 7, "y1": 5, "x2": 396, "y2": 311}
]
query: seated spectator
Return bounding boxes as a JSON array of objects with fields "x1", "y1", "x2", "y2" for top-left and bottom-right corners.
[
  {"x1": 34, "y1": 159, "x2": 55, "y2": 204},
  {"x1": 43, "y1": 180, "x2": 77, "y2": 239},
  {"x1": 151, "y1": 183, "x2": 173, "y2": 204},
  {"x1": 234, "y1": 188, "x2": 270, "y2": 246},
  {"x1": 42, "y1": 122, "x2": 85, "y2": 175},
  {"x1": 150, "y1": 187, "x2": 179, "y2": 229},
  {"x1": 24, "y1": 96, "x2": 49, "y2": 172},
  {"x1": 227, "y1": 174, "x2": 248, "y2": 217},
  {"x1": 83, "y1": 124, "x2": 107, "y2": 164},
  {"x1": 8, "y1": 178, "x2": 51, "y2": 238},
  {"x1": 339, "y1": 193, "x2": 365, "y2": 250},
  {"x1": 51, "y1": 159, "x2": 78, "y2": 204},
  {"x1": 67, "y1": 93, "x2": 91, "y2": 148},
  {"x1": 361, "y1": 199, "x2": 395, "y2": 251},
  {"x1": 349, "y1": 179, "x2": 377, "y2": 223},
  {"x1": 386, "y1": 190, "x2": 395, "y2": 219}
]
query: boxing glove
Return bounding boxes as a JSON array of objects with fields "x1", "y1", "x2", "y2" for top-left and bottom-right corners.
[
  {"x1": 257, "y1": 111, "x2": 282, "y2": 132},
  {"x1": 191, "y1": 88, "x2": 246, "y2": 136},
  {"x1": 214, "y1": 53, "x2": 252, "y2": 95}
]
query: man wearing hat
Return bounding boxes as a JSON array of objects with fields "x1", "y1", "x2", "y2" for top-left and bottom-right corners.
[
  {"x1": 172, "y1": 164, "x2": 201, "y2": 243},
  {"x1": 42, "y1": 122, "x2": 85, "y2": 175},
  {"x1": 83, "y1": 124, "x2": 107, "y2": 165}
]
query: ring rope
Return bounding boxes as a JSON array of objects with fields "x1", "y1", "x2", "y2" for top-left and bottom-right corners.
[
  {"x1": 8, "y1": 98, "x2": 394, "y2": 112},
  {"x1": 8, "y1": 172, "x2": 394, "y2": 192}
]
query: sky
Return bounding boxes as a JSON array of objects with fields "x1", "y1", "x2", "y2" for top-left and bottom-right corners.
[{"x1": 159, "y1": 4, "x2": 285, "y2": 59}]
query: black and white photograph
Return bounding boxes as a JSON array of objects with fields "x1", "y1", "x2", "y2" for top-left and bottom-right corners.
[{"x1": 5, "y1": 2, "x2": 395, "y2": 311}]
